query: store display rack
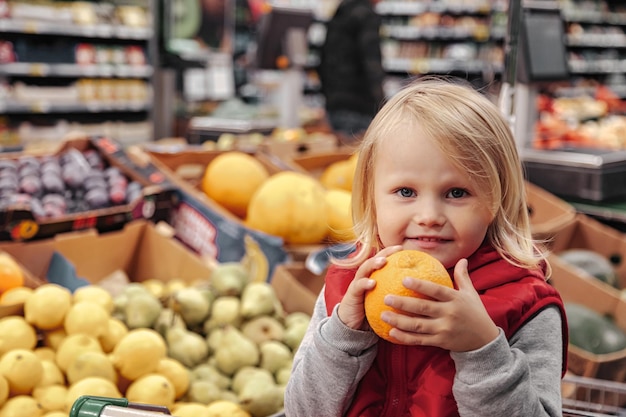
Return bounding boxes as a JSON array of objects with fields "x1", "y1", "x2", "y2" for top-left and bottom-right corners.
[
  {"x1": 0, "y1": 0, "x2": 156, "y2": 147},
  {"x1": 377, "y1": 0, "x2": 506, "y2": 75}
]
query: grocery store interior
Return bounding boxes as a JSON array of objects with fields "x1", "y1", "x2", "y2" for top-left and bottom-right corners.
[{"x1": 1, "y1": 0, "x2": 626, "y2": 416}]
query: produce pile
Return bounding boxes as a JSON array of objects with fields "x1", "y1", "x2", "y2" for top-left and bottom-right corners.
[
  {"x1": 0, "y1": 261, "x2": 310, "y2": 417},
  {"x1": 0, "y1": 148, "x2": 143, "y2": 219},
  {"x1": 200, "y1": 150, "x2": 358, "y2": 245}
]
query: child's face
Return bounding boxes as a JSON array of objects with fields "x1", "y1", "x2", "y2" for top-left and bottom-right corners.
[{"x1": 373, "y1": 124, "x2": 494, "y2": 269}]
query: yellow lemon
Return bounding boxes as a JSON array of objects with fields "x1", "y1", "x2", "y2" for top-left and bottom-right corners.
[
  {"x1": 205, "y1": 400, "x2": 251, "y2": 417},
  {"x1": 0, "y1": 395, "x2": 44, "y2": 417},
  {"x1": 156, "y1": 357, "x2": 190, "y2": 400},
  {"x1": 98, "y1": 318, "x2": 128, "y2": 353},
  {"x1": 66, "y1": 351, "x2": 117, "y2": 385},
  {"x1": 36, "y1": 360, "x2": 65, "y2": 388},
  {"x1": 0, "y1": 349, "x2": 43, "y2": 395},
  {"x1": 42, "y1": 412, "x2": 67, "y2": 417},
  {"x1": 0, "y1": 287, "x2": 33, "y2": 306},
  {"x1": 0, "y1": 316, "x2": 37, "y2": 356},
  {"x1": 55, "y1": 334, "x2": 103, "y2": 374},
  {"x1": 64, "y1": 301, "x2": 109, "y2": 338},
  {"x1": 32, "y1": 384, "x2": 67, "y2": 412},
  {"x1": 110, "y1": 329, "x2": 166, "y2": 380},
  {"x1": 42, "y1": 328, "x2": 66, "y2": 351},
  {"x1": 33, "y1": 348, "x2": 56, "y2": 363},
  {"x1": 72, "y1": 286, "x2": 114, "y2": 314},
  {"x1": 65, "y1": 377, "x2": 121, "y2": 412},
  {"x1": 126, "y1": 373, "x2": 176, "y2": 409},
  {"x1": 24, "y1": 284, "x2": 72, "y2": 330},
  {"x1": 0, "y1": 375, "x2": 8, "y2": 408},
  {"x1": 171, "y1": 403, "x2": 209, "y2": 417}
]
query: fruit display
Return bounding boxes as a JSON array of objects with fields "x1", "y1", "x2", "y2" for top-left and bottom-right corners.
[
  {"x1": 199, "y1": 150, "x2": 359, "y2": 246},
  {"x1": 533, "y1": 86, "x2": 626, "y2": 150},
  {"x1": 0, "y1": 259, "x2": 311, "y2": 417},
  {"x1": 364, "y1": 250, "x2": 453, "y2": 343},
  {"x1": 0, "y1": 148, "x2": 142, "y2": 219}
]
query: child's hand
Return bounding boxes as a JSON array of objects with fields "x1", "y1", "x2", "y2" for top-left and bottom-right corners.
[
  {"x1": 382, "y1": 258, "x2": 499, "y2": 352},
  {"x1": 337, "y1": 245, "x2": 403, "y2": 330}
]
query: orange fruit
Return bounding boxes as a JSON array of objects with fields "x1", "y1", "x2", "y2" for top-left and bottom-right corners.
[
  {"x1": 364, "y1": 250, "x2": 453, "y2": 343},
  {"x1": 0, "y1": 253, "x2": 24, "y2": 294}
]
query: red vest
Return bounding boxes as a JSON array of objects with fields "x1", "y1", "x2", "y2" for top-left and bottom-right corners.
[{"x1": 324, "y1": 244, "x2": 568, "y2": 417}]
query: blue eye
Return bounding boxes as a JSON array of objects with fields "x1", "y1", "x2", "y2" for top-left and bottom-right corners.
[
  {"x1": 448, "y1": 188, "x2": 468, "y2": 198},
  {"x1": 397, "y1": 188, "x2": 415, "y2": 198}
]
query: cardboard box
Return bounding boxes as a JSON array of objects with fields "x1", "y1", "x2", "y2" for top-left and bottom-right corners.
[
  {"x1": 0, "y1": 220, "x2": 213, "y2": 288},
  {"x1": 0, "y1": 136, "x2": 174, "y2": 242},
  {"x1": 549, "y1": 214, "x2": 626, "y2": 298},
  {"x1": 130, "y1": 146, "x2": 289, "y2": 283},
  {"x1": 549, "y1": 253, "x2": 626, "y2": 390},
  {"x1": 525, "y1": 181, "x2": 576, "y2": 242},
  {"x1": 270, "y1": 262, "x2": 325, "y2": 315}
]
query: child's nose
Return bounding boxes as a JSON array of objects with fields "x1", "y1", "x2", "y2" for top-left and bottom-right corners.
[{"x1": 412, "y1": 200, "x2": 445, "y2": 226}]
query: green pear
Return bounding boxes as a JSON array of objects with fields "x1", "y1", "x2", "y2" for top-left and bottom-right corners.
[
  {"x1": 283, "y1": 320, "x2": 309, "y2": 352},
  {"x1": 166, "y1": 327, "x2": 209, "y2": 368},
  {"x1": 191, "y1": 363, "x2": 231, "y2": 390},
  {"x1": 241, "y1": 315, "x2": 285, "y2": 345},
  {"x1": 276, "y1": 363, "x2": 293, "y2": 386},
  {"x1": 214, "y1": 325, "x2": 259, "y2": 375},
  {"x1": 231, "y1": 366, "x2": 274, "y2": 395},
  {"x1": 259, "y1": 340, "x2": 293, "y2": 374},
  {"x1": 206, "y1": 327, "x2": 225, "y2": 354},
  {"x1": 153, "y1": 307, "x2": 186, "y2": 338},
  {"x1": 285, "y1": 311, "x2": 311, "y2": 328},
  {"x1": 210, "y1": 262, "x2": 250, "y2": 296},
  {"x1": 124, "y1": 292, "x2": 163, "y2": 329},
  {"x1": 186, "y1": 379, "x2": 223, "y2": 404},
  {"x1": 240, "y1": 282, "x2": 279, "y2": 319},
  {"x1": 169, "y1": 287, "x2": 211, "y2": 327},
  {"x1": 203, "y1": 296, "x2": 242, "y2": 332},
  {"x1": 238, "y1": 377, "x2": 284, "y2": 417}
]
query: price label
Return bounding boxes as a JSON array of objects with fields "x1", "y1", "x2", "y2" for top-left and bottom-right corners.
[{"x1": 29, "y1": 64, "x2": 45, "y2": 77}]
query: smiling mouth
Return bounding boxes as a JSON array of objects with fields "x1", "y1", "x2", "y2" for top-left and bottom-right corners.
[{"x1": 413, "y1": 237, "x2": 451, "y2": 242}]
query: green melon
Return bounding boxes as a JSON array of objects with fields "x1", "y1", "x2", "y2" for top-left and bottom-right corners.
[
  {"x1": 565, "y1": 302, "x2": 626, "y2": 355},
  {"x1": 558, "y1": 249, "x2": 619, "y2": 289}
]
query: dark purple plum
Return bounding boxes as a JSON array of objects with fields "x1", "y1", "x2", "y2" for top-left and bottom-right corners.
[
  {"x1": 19, "y1": 175, "x2": 42, "y2": 195},
  {"x1": 85, "y1": 187, "x2": 109, "y2": 209}
]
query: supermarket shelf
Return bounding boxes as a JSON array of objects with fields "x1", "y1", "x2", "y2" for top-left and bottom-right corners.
[
  {"x1": 0, "y1": 18, "x2": 153, "y2": 39},
  {"x1": 562, "y1": 9, "x2": 626, "y2": 25},
  {"x1": 382, "y1": 24, "x2": 496, "y2": 41},
  {"x1": 375, "y1": 1, "x2": 497, "y2": 16},
  {"x1": 0, "y1": 63, "x2": 154, "y2": 78},
  {"x1": 383, "y1": 57, "x2": 502, "y2": 74},
  {"x1": 0, "y1": 101, "x2": 151, "y2": 114}
]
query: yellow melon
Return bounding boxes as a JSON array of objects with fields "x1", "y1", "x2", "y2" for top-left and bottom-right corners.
[
  {"x1": 246, "y1": 171, "x2": 328, "y2": 244},
  {"x1": 320, "y1": 160, "x2": 353, "y2": 192},
  {"x1": 201, "y1": 152, "x2": 270, "y2": 218},
  {"x1": 325, "y1": 189, "x2": 356, "y2": 242}
]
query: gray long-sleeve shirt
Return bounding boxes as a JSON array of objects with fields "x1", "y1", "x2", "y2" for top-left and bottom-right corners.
[{"x1": 284, "y1": 288, "x2": 564, "y2": 416}]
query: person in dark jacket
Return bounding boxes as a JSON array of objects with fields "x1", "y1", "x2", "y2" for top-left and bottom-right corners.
[{"x1": 319, "y1": 0, "x2": 385, "y2": 144}]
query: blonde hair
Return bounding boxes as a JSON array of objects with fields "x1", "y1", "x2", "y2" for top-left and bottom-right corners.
[{"x1": 341, "y1": 77, "x2": 547, "y2": 273}]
